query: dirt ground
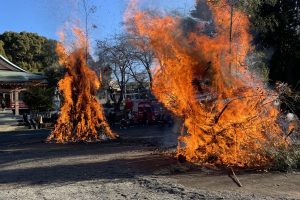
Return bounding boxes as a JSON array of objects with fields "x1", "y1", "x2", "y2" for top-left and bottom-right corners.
[{"x1": 0, "y1": 127, "x2": 299, "y2": 200}]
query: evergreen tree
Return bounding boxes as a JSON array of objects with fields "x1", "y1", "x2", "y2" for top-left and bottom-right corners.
[
  {"x1": 0, "y1": 31, "x2": 59, "y2": 72},
  {"x1": 0, "y1": 40, "x2": 6, "y2": 57}
]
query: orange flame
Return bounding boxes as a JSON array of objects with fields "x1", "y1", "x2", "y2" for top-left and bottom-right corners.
[
  {"x1": 127, "y1": 0, "x2": 286, "y2": 167},
  {"x1": 47, "y1": 28, "x2": 116, "y2": 143}
]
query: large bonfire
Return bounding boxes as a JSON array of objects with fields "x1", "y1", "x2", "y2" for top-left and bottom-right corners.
[
  {"x1": 47, "y1": 28, "x2": 116, "y2": 143},
  {"x1": 127, "y1": 0, "x2": 287, "y2": 167}
]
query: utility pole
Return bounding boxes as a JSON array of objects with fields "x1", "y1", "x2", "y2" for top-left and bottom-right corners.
[
  {"x1": 81, "y1": 0, "x2": 96, "y2": 63},
  {"x1": 82, "y1": 0, "x2": 89, "y2": 62},
  {"x1": 229, "y1": 1, "x2": 234, "y2": 75},
  {"x1": 229, "y1": 0, "x2": 237, "y2": 76}
]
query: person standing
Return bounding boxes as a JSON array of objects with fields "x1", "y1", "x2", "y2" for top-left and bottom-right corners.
[
  {"x1": 142, "y1": 109, "x2": 147, "y2": 126},
  {"x1": 23, "y1": 113, "x2": 31, "y2": 129},
  {"x1": 37, "y1": 114, "x2": 43, "y2": 129},
  {"x1": 128, "y1": 111, "x2": 133, "y2": 126},
  {"x1": 1, "y1": 98, "x2": 5, "y2": 111}
]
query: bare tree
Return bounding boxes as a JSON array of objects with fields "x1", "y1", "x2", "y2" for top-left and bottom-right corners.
[
  {"x1": 128, "y1": 63, "x2": 149, "y2": 88},
  {"x1": 96, "y1": 35, "x2": 134, "y2": 110},
  {"x1": 131, "y1": 37, "x2": 154, "y2": 89},
  {"x1": 125, "y1": 18, "x2": 155, "y2": 88}
]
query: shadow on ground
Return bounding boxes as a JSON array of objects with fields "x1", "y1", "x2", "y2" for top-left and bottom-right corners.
[
  {"x1": 0, "y1": 127, "x2": 178, "y2": 186},
  {"x1": 0, "y1": 154, "x2": 177, "y2": 185}
]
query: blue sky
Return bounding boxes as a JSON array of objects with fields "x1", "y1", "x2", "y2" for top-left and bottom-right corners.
[{"x1": 0, "y1": 0, "x2": 195, "y2": 42}]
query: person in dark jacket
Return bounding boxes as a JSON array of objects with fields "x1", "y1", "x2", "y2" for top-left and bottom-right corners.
[
  {"x1": 1, "y1": 99, "x2": 5, "y2": 111},
  {"x1": 23, "y1": 113, "x2": 31, "y2": 129}
]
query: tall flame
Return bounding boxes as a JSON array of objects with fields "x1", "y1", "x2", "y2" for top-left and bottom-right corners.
[
  {"x1": 47, "y1": 28, "x2": 116, "y2": 143},
  {"x1": 127, "y1": 0, "x2": 286, "y2": 167}
]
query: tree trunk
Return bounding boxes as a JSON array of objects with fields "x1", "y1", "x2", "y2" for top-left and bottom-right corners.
[
  {"x1": 146, "y1": 67, "x2": 153, "y2": 89},
  {"x1": 229, "y1": 2, "x2": 234, "y2": 75}
]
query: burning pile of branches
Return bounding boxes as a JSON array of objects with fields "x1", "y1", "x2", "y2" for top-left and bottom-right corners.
[
  {"x1": 126, "y1": 0, "x2": 288, "y2": 167},
  {"x1": 47, "y1": 28, "x2": 116, "y2": 143}
]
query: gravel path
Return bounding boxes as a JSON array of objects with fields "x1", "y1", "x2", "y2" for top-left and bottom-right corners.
[{"x1": 0, "y1": 128, "x2": 299, "y2": 200}]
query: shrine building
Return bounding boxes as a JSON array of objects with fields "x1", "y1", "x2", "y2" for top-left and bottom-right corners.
[{"x1": 0, "y1": 55, "x2": 46, "y2": 115}]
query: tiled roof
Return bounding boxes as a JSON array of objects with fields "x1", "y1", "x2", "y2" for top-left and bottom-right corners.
[
  {"x1": 0, "y1": 71, "x2": 46, "y2": 82},
  {"x1": 0, "y1": 55, "x2": 46, "y2": 84},
  {"x1": 0, "y1": 55, "x2": 27, "y2": 72}
]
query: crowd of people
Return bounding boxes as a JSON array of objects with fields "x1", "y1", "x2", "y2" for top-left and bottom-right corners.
[
  {"x1": 107, "y1": 108, "x2": 173, "y2": 129},
  {"x1": 22, "y1": 113, "x2": 44, "y2": 129},
  {"x1": 18, "y1": 97, "x2": 174, "y2": 130}
]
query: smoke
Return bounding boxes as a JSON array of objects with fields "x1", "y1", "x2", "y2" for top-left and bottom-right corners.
[
  {"x1": 125, "y1": 0, "x2": 288, "y2": 167},
  {"x1": 47, "y1": 28, "x2": 116, "y2": 143}
]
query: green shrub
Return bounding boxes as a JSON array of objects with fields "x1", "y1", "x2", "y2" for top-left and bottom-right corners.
[{"x1": 268, "y1": 144, "x2": 300, "y2": 172}]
